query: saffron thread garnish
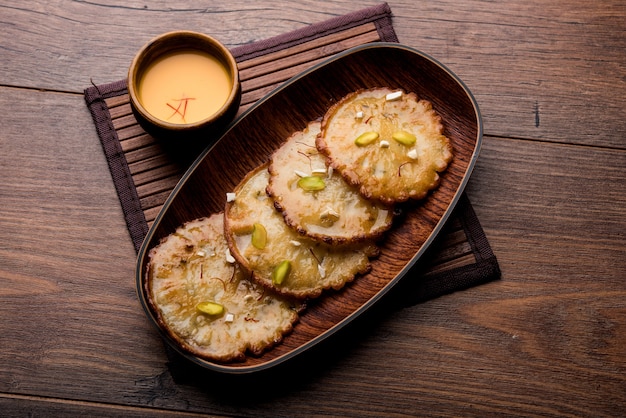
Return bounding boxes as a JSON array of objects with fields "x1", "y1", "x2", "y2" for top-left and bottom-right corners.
[
  {"x1": 295, "y1": 141, "x2": 317, "y2": 149},
  {"x1": 167, "y1": 102, "x2": 184, "y2": 119},
  {"x1": 398, "y1": 161, "x2": 410, "y2": 177},
  {"x1": 297, "y1": 150, "x2": 314, "y2": 171},
  {"x1": 309, "y1": 248, "x2": 321, "y2": 265},
  {"x1": 166, "y1": 95, "x2": 196, "y2": 122},
  {"x1": 210, "y1": 277, "x2": 227, "y2": 292}
]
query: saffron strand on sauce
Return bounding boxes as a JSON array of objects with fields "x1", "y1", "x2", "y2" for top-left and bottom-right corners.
[
  {"x1": 166, "y1": 101, "x2": 184, "y2": 120},
  {"x1": 166, "y1": 97, "x2": 196, "y2": 122}
]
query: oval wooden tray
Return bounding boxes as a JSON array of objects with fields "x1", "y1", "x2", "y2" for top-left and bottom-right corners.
[{"x1": 135, "y1": 42, "x2": 482, "y2": 373}]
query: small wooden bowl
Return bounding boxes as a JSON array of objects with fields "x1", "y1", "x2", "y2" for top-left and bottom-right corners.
[{"x1": 128, "y1": 31, "x2": 241, "y2": 143}]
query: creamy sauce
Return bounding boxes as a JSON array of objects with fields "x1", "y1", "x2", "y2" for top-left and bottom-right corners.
[{"x1": 138, "y1": 50, "x2": 232, "y2": 124}]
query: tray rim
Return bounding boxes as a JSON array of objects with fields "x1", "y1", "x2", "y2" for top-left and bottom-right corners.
[{"x1": 135, "y1": 42, "x2": 483, "y2": 374}]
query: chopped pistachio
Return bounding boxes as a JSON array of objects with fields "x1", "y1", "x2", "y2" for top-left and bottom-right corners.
[
  {"x1": 196, "y1": 301, "x2": 225, "y2": 316},
  {"x1": 355, "y1": 131, "x2": 379, "y2": 146},
  {"x1": 392, "y1": 131, "x2": 417, "y2": 146},
  {"x1": 272, "y1": 260, "x2": 292, "y2": 285},
  {"x1": 298, "y1": 176, "x2": 326, "y2": 191},
  {"x1": 251, "y1": 223, "x2": 267, "y2": 249}
]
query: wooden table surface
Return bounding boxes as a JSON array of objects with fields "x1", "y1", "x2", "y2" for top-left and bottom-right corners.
[{"x1": 1, "y1": 1, "x2": 625, "y2": 416}]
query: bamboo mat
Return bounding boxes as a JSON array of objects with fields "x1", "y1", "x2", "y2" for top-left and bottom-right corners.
[{"x1": 84, "y1": 3, "x2": 500, "y2": 305}]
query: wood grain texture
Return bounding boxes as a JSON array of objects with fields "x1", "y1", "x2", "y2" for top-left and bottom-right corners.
[
  {"x1": 1, "y1": 0, "x2": 626, "y2": 416},
  {"x1": 2, "y1": 0, "x2": 624, "y2": 148}
]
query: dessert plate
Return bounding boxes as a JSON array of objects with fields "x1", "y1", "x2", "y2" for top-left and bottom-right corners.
[{"x1": 136, "y1": 42, "x2": 482, "y2": 373}]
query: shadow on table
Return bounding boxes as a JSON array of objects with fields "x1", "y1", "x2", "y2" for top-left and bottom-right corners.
[
  {"x1": 159, "y1": 247, "x2": 498, "y2": 405},
  {"x1": 161, "y1": 287, "x2": 400, "y2": 404}
]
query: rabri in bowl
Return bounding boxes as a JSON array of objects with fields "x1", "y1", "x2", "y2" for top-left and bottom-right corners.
[{"x1": 128, "y1": 31, "x2": 241, "y2": 142}]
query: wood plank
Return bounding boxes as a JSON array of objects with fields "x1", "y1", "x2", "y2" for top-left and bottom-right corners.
[
  {"x1": 106, "y1": 101, "x2": 133, "y2": 119},
  {"x1": 238, "y1": 29, "x2": 381, "y2": 81},
  {"x1": 0, "y1": 89, "x2": 169, "y2": 409},
  {"x1": 124, "y1": 144, "x2": 165, "y2": 165},
  {"x1": 467, "y1": 136, "x2": 626, "y2": 281},
  {"x1": 131, "y1": 164, "x2": 182, "y2": 187},
  {"x1": 135, "y1": 175, "x2": 181, "y2": 198},
  {"x1": 144, "y1": 205, "x2": 163, "y2": 225},
  {"x1": 112, "y1": 113, "x2": 139, "y2": 131},
  {"x1": 2, "y1": 0, "x2": 623, "y2": 147},
  {"x1": 240, "y1": 56, "x2": 328, "y2": 92},
  {"x1": 104, "y1": 94, "x2": 130, "y2": 109},
  {"x1": 240, "y1": 84, "x2": 278, "y2": 108},
  {"x1": 140, "y1": 190, "x2": 173, "y2": 212},
  {"x1": 0, "y1": 395, "x2": 209, "y2": 418},
  {"x1": 128, "y1": 154, "x2": 174, "y2": 176},
  {"x1": 119, "y1": 132, "x2": 157, "y2": 153},
  {"x1": 424, "y1": 253, "x2": 477, "y2": 273},
  {"x1": 236, "y1": 23, "x2": 378, "y2": 70}
]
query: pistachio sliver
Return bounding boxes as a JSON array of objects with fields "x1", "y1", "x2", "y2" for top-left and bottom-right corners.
[
  {"x1": 392, "y1": 131, "x2": 417, "y2": 146},
  {"x1": 272, "y1": 260, "x2": 292, "y2": 285},
  {"x1": 355, "y1": 131, "x2": 379, "y2": 146},
  {"x1": 196, "y1": 301, "x2": 225, "y2": 316},
  {"x1": 297, "y1": 176, "x2": 326, "y2": 191},
  {"x1": 251, "y1": 222, "x2": 267, "y2": 249}
]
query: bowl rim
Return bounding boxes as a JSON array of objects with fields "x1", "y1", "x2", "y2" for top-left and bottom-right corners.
[
  {"x1": 135, "y1": 41, "x2": 483, "y2": 374},
  {"x1": 127, "y1": 30, "x2": 241, "y2": 130}
]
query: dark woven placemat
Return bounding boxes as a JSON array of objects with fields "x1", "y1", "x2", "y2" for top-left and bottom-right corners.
[{"x1": 84, "y1": 2, "x2": 499, "y2": 307}]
